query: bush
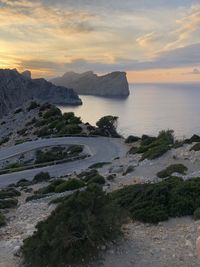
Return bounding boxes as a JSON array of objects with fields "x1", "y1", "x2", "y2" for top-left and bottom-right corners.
[
  {"x1": 86, "y1": 174, "x2": 106, "y2": 185},
  {"x1": 193, "y1": 208, "x2": 200, "y2": 220},
  {"x1": 0, "y1": 212, "x2": 6, "y2": 227},
  {"x1": 36, "y1": 179, "x2": 65, "y2": 195},
  {"x1": 0, "y1": 136, "x2": 9, "y2": 146},
  {"x1": 125, "y1": 135, "x2": 140, "y2": 143},
  {"x1": 79, "y1": 170, "x2": 105, "y2": 185},
  {"x1": 59, "y1": 124, "x2": 82, "y2": 135},
  {"x1": 141, "y1": 144, "x2": 170, "y2": 160},
  {"x1": 67, "y1": 145, "x2": 83, "y2": 156},
  {"x1": 136, "y1": 130, "x2": 174, "y2": 160},
  {"x1": 0, "y1": 188, "x2": 21, "y2": 199},
  {"x1": 184, "y1": 134, "x2": 200, "y2": 144},
  {"x1": 14, "y1": 108, "x2": 23, "y2": 114},
  {"x1": 157, "y1": 164, "x2": 188, "y2": 178},
  {"x1": 89, "y1": 162, "x2": 110, "y2": 169},
  {"x1": 27, "y1": 101, "x2": 40, "y2": 111},
  {"x1": 112, "y1": 177, "x2": 200, "y2": 223},
  {"x1": 55, "y1": 179, "x2": 85, "y2": 193},
  {"x1": 33, "y1": 172, "x2": 50, "y2": 183},
  {"x1": 22, "y1": 185, "x2": 125, "y2": 267},
  {"x1": 190, "y1": 143, "x2": 200, "y2": 151},
  {"x1": 0, "y1": 198, "x2": 18, "y2": 209},
  {"x1": 43, "y1": 107, "x2": 62, "y2": 119}
]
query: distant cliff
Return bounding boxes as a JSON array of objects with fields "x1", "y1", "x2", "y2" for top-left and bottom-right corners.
[
  {"x1": 0, "y1": 69, "x2": 82, "y2": 118},
  {"x1": 51, "y1": 71, "x2": 130, "y2": 97}
]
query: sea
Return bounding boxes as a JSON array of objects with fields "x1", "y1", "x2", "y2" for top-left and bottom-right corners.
[{"x1": 59, "y1": 83, "x2": 200, "y2": 138}]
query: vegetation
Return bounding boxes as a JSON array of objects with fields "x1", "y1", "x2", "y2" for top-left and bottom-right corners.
[
  {"x1": 79, "y1": 169, "x2": 106, "y2": 185},
  {"x1": 193, "y1": 208, "x2": 200, "y2": 220},
  {"x1": 112, "y1": 177, "x2": 200, "y2": 223},
  {"x1": 125, "y1": 135, "x2": 140, "y2": 143},
  {"x1": 35, "y1": 179, "x2": 66, "y2": 195},
  {"x1": 89, "y1": 162, "x2": 110, "y2": 169},
  {"x1": 0, "y1": 136, "x2": 9, "y2": 146},
  {"x1": 27, "y1": 101, "x2": 40, "y2": 111},
  {"x1": 55, "y1": 179, "x2": 85, "y2": 193},
  {"x1": 131, "y1": 130, "x2": 174, "y2": 160},
  {"x1": 190, "y1": 143, "x2": 200, "y2": 151},
  {"x1": 184, "y1": 134, "x2": 200, "y2": 144},
  {"x1": 157, "y1": 164, "x2": 188, "y2": 178},
  {"x1": 0, "y1": 198, "x2": 18, "y2": 209},
  {"x1": 34, "y1": 109, "x2": 83, "y2": 137},
  {"x1": 35, "y1": 145, "x2": 83, "y2": 164},
  {"x1": 95, "y1": 115, "x2": 120, "y2": 137},
  {"x1": 0, "y1": 188, "x2": 21, "y2": 199},
  {"x1": 22, "y1": 185, "x2": 125, "y2": 267},
  {"x1": 0, "y1": 212, "x2": 6, "y2": 227},
  {"x1": 14, "y1": 108, "x2": 23, "y2": 114},
  {"x1": 33, "y1": 172, "x2": 51, "y2": 183}
]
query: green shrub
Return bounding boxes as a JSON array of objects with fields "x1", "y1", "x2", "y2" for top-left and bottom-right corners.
[
  {"x1": 141, "y1": 144, "x2": 170, "y2": 160},
  {"x1": 36, "y1": 179, "x2": 66, "y2": 195},
  {"x1": 89, "y1": 162, "x2": 110, "y2": 169},
  {"x1": 79, "y1": 170, "x2": 105, "y2": 185},
  {"x1": 112, "y1": 177, "x2": 200, "y2": 223},
  {"x1": 184, "y1": 134, "x2": 200, "y2": 144},
  {"x1": 86, "y1": 174, "x2": 106, "y2": 185},
  {"x1": 67, "y1": 145, "x2": 83, "y2": 155},
  {"x1": 27, "y1": 101, "x2": 40, "y2": 111},
  {"x1": 193, "y1": 208, "x2": 200, "y2": 220},
  {"x1": 125, "y1": 135, "x2": 140, "y2": 143},
  {"x1": 59, "y1": 124, "x2": 82, "y2": 135},
  {"x1": 157, "y1": 164, "x2": 188, "y2": 178},
  {"x1": 14, "y1": 108, "x2": 23, "y2": 114},
  {"x1": 33, "y1": 172, "x2": 50, "y2": 183},
  {"x1": 0, "y1": 188, "x2": 21, "y2": 199},
  {"x1": 55, "y1": 179, "x2": 85, "y2": 193},
  {"x1": 0, "y1": 136, "x2": 9, "y2": 146},
  {"x1": 190, "y1": 143, "x2": 200, "y2": 151},
  {"x1": 0, "y1": 198, "x2": 18, "y2": 209},
  {"x1": 135, "y1": 130, "x2": 174, "y2": 160},
  {"x1": 0, "y1": 212, "x2": 6, "y2": 227},
  {"x1": 43, "y1": 107, "x2": 62, "y2": 119},
  {"x1": 63, "y1": 112, "x2": 82, "y2": 124},
  {"x1": 141, "y1": 135, "x2": 157, "y2": 146},
  {"x1": 22, "y1": 185, "x2": 125, "y2": 267}
]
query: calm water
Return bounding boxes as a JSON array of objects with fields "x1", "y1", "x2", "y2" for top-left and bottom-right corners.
[{"x1": 59, "y1": 83, "x2": 200, "y2": 138}]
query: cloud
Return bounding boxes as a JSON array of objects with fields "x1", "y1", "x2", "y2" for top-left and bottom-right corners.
[
  {"x1": 59, "y1": 43, "x2": 200, "y2": 73},
  {"x1": 191, "y1": 68, "x2": 200, "y2": 74}
]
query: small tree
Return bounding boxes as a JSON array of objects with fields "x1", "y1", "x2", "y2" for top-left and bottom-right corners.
[{"x1": 96, "y1": 116, "x2": 119, "y2": 137}]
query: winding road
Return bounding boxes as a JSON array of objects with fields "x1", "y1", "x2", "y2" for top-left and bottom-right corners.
[{"x1": 0, "y1": 137, "x2": 127, "y2": 187}]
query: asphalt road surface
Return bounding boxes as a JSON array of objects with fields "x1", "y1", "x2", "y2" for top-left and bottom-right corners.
[{"x1": 0, "y1": 137, "x2": 126, "y2": 187}]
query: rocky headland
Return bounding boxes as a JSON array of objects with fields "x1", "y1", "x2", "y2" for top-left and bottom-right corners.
[
  {"x1": 51, "y1": 71, "x2": 130, "y2": 97},
  {"x1": 0, "y1": 69, "x2": 82, "y2": 118}
]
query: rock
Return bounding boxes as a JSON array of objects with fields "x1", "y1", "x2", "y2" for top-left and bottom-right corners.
[
  {"x1": 21, "y1": 70, "x2": 31, "y2": 79},
  {"x1": 51, "y1": 71, "x2": 130, "y2": 97},
  {"x1": 13, "y1": 245, "x2": 21, "y2": 257},
  {"x1": 0, "y1": 69, "x2": 82, "y2": 118}
]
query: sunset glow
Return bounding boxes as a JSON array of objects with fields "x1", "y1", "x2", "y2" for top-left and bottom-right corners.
[{"x1": 0, "y1": 0, "x2": 199, "y2": 82}]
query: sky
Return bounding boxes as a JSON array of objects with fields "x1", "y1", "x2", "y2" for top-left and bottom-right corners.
[{"x1": 0, "y1": 0, "x2": 199, "y2": 83}]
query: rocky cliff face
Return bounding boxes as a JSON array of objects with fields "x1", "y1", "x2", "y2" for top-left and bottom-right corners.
[
  {"x1": 51, "y1": 71, "x2": 130, "y2": 97},
  {"x1": 0, "y1": 69, "x2": 82, "y2": 118}
]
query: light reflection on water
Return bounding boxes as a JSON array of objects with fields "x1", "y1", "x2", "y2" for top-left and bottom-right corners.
[{"x1": 59, "y1": 83, "x2": 200, "y2": 138}]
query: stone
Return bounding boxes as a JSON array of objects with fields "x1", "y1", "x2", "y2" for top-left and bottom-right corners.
[{"x1": 0, "y1": 69, "x2": 82, "y2": 118}]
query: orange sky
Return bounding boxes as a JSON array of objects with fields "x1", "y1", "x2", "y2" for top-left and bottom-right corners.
[{"x1": 0, "y1": 0, "x2": 199, "y2": 83}]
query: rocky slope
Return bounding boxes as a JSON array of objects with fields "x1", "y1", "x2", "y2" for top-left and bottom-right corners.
[
  {"x1": 0, "y1": 69, "x2": 82, "y2": 118},
  {"x1": 51, "y1": 71, "x2": 130, "y2": 97}
]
